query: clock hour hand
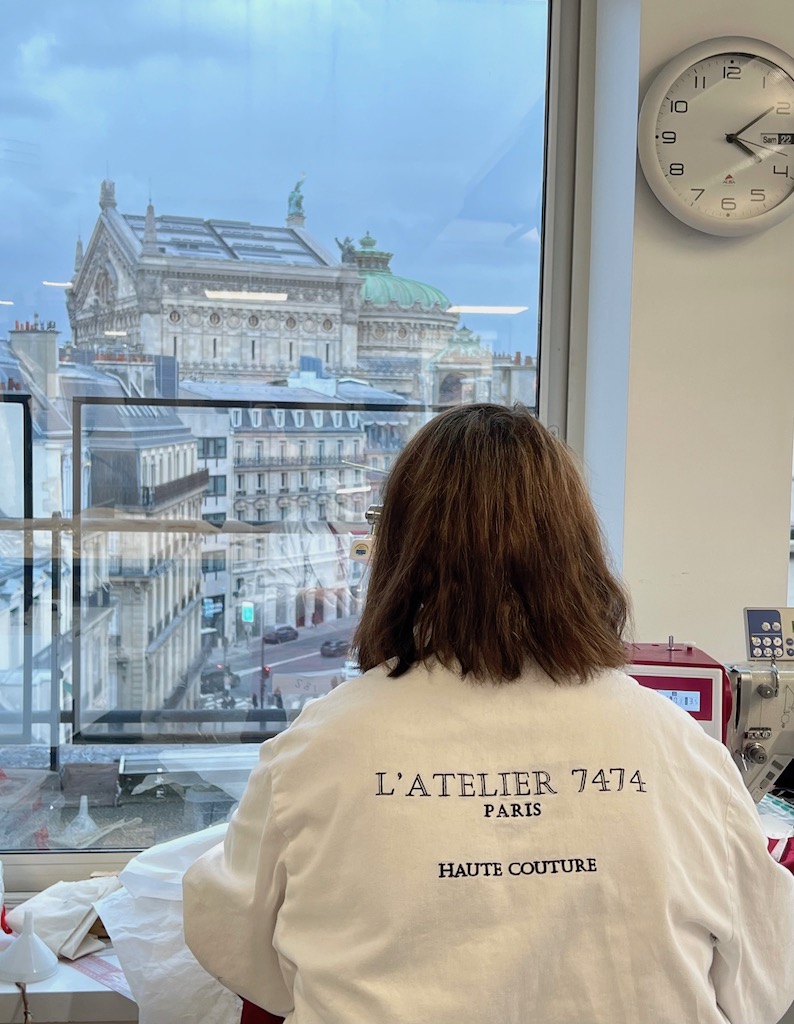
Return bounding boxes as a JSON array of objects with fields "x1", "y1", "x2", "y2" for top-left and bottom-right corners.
[
  {"x1": 726, "y1": 136, "x2": 762, "y2": 163},
  {"x1": 728, "y1": 105, "x2": 775, "y2": 139}
]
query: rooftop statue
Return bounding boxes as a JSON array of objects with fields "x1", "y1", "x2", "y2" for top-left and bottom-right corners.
[
  {"x1": 288, "y1": 178, "x2": 305, "y2": 218},
  {"x1": 335, "y1": 235, "x2": 357, "y2": 265}
]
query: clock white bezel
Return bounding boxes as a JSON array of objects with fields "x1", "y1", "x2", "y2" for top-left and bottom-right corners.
[{"x1": 637, "y1": 36, "x2": 794, "y2": 236}]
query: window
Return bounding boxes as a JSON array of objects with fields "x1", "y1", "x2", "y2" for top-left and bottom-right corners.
[
  {"x1": 201, "y1": 552, "x2": 227, "y2": 574},
  {"x1": 197, "y1": 437, "x2": 227, "y2": 460},
  {"x1": 0, "y1": 0, "x2": 551, "y2": 871},
  {"x1": 207, "y1": 475, "x2": 227, "y2": 497}
]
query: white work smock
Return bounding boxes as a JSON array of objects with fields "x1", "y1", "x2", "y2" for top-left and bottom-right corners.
[{"x1": 183, "y1": 661, "x2": 794, "y2": 1024}]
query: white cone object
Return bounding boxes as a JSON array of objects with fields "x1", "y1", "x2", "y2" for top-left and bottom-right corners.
[
  {"x1": 0, "y1": 910, "x2": 59, "y2": 983},
  {"x1": 56, "y1": 794, "x2": 99, "y2": 847}
]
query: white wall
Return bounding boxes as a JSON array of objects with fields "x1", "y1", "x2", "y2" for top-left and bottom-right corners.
[{"x1": 582, "y1": 0, "x2": 794, "y2": 662}]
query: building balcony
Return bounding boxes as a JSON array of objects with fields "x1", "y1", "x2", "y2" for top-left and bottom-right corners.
[{"x1": 135, "y1": 469, "x2": 209, "y2": 511}]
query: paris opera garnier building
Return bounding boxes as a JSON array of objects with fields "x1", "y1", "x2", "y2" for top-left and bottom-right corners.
[{"x1": 66, "y1": 179, "x2": 534, "y2": 405}]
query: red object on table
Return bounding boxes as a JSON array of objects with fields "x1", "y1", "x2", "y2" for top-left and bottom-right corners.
[
  {"x1": 241, "y1": 999, "x2": 284, "y2": 1024},
  {"x1": 768, "y1": 836, "x2": 794, "y2": 874}
]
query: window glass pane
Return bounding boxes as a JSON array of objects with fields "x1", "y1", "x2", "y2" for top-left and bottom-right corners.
[{"x1": 0, "y1": 0, "x2": 549, "y2": 852}]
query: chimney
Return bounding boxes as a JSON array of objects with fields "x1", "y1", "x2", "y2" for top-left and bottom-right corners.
[{"x1": 9, "y1": 318, "x2": 61, "y2": 399}]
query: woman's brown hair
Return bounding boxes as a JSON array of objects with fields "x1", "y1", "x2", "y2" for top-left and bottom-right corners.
[{"x1": 353, "y1": 403, "x2": 630, "y2": 683}]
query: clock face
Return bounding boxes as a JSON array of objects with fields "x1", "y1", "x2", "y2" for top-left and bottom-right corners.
[{"x1": 638, "y1": 40, "x2": 794, "y2": 234}]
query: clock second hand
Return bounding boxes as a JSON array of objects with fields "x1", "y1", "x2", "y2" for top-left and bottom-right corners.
[{"x1": 736, "y1": 135, "x2": 790, "y2": 158}]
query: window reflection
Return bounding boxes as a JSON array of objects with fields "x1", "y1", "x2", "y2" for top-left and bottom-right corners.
[{"x1": 0, "y1": 0, "x2": 548, "y2": 851}]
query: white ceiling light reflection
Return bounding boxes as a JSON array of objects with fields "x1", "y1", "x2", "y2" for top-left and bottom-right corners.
[
  {"x1": 42, "y1": 281, "x2": 73, "y2": 288},
  {"x1": 447, "y1": 305, "x2": 528, "y2": 315},
  {"x1": 0, "y1": 300, "x2": 14, "y2": 306},
  {"x1": 104, "y1": 330, "x2": 128, "y2": 337},
  {"x1": 204, "y1": 290, "x2": 288, "y2": 302}
]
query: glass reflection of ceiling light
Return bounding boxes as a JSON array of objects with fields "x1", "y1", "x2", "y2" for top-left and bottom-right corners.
[
  {"x1": 336, "y1": 486, "x2": 373, "y2": 495},
  {"x1": 104, "y1": 330, "x2": 128, "y2": 337},
  {"x1": 447, "y1": 305, "x2": 529, "y2": 315},
  {"x1": 42, "y1": 281, "x2": 73, "y2": 288},
  {"x1": 0, "y1": 300, "x2": 13, "y2": 306},
  {"x1": 204, "y1": 290, "x2": 288, "y2": 301}
]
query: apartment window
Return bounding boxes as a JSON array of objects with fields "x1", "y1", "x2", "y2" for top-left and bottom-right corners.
[
  {"x1": 256, "y1": 442, "x2": 263, "y2": 461},
  {"x1": 197, "y1": 437, "x2": 227, "y2": 459},
  {"x1": 201, "y1": 552, "x2": 227, "y2": 574},
  {"x1": 1, "y1": 0, "x2": 552, "y2": 870},
  {"x1": 318, "y1": 502, "x2": 327, "y2": 521}
]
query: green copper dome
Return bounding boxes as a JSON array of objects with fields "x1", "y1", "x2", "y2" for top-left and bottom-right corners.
[
  {"x1": 352, "y1": 233, "x2": 450, "y2": 311},
  {"x1": 360, "y1": 271, "x2": 450, "y2": 311}
]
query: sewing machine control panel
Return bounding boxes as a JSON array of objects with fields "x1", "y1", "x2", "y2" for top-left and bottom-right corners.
[{"x1": 745, "y1": 608, "x2": 794, "y2": 661}]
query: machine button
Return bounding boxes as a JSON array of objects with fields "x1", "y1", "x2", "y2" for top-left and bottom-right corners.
[
  {"x1": 774, "y1": 637, "x2": 783, "y2": 647},
  {"x1": 753, "y1": 647, "x2": 763, "y2": 657},
  {"x1": 763, "y1": 637, "x2": 772, "y2": 646},
  {"x1": 773, "y1": 621, "x2": 782, "y2": 631},
  {"x1": 762, "y1": 621, "x2": 771, "y2": 631}
]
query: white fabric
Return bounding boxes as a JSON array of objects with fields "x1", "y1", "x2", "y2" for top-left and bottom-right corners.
[
  {"x1": 7, "y1": 877, "x2": 121, "y2": 959},
  {"x1": 183, "y1": 662, "x2": 794, "y2": 1024}
]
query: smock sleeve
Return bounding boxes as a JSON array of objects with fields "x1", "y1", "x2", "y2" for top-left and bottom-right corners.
[
  {"x1": 183, "y1": 739, "x2": 292, "y2": 1016},
  {"x1": 710, "y1": 755, "x2": 794, "y2": 1024}
]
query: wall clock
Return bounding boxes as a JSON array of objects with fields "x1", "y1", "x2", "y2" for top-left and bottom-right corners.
[{"x1": 637, "y1": 37, "x2": 794, "y2": 235}]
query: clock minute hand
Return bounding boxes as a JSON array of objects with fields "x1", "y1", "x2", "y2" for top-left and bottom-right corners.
[{"x1": 728, "y1": 105, "x2": 775, "y2": 140}]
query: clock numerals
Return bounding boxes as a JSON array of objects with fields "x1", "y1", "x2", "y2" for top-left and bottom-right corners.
[{"x1": 639, "y1": 40, "x2": 794, "y2": 234}]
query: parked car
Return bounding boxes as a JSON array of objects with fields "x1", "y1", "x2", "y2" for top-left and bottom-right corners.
[
  {"x1": 263, "y1": 624, "x2": 299, "y2": 644},
  {"x1": 320, "y1": 638, "x2": 349, "y2": 658},
  {"x1": 200, "y1": 666, "x2": 241, "y2": 693}
]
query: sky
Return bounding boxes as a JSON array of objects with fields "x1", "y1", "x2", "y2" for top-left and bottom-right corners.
[{"x1": 0, "y1": 0, "x2": 549, "y2": 356}]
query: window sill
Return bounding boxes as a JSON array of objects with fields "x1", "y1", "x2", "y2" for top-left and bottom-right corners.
[{"x1": 3, "y1": 851, "x2": 137, "y2": 902}]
